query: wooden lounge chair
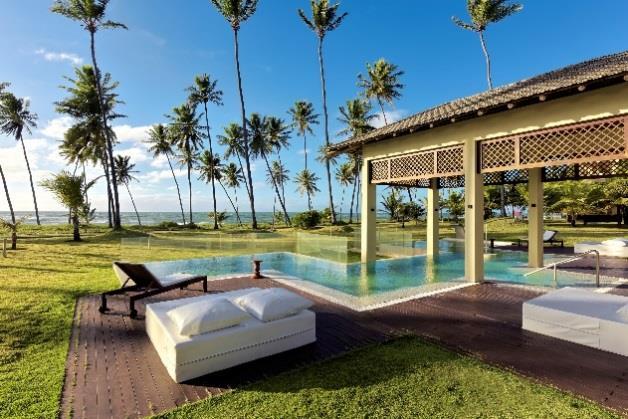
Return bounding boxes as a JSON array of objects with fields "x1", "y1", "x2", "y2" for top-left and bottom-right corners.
[
  {"x1": 99, "y1": 262, "x2": 208, "y2": 318},
  {"x1": 517, "y1": 230, "x2": 564, "y2": 247}
]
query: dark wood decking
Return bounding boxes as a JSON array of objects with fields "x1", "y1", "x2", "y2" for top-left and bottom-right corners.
[{"x1": 61, "y1": 278, "x2": 628, "y2": 418}]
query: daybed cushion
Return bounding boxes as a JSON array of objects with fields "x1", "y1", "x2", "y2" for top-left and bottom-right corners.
[
  {"x1": 235, "y1": 287, "x2": 314, "y2": 322},
  {"x1": 602, "y1": 238, "x2": 628, "y2": 248},
  {"x1": 146, "y1": 288, "x2": 317, "y2": 382},
  {"x1": 523, "y1": 287, "x2": 628, "y2": 357},
  {"x1": 574, "y1": 241, "x2": 628, "y2": 258},
  {"x1": 166, "y1": 298, "x2": 250, "y2": 336}
]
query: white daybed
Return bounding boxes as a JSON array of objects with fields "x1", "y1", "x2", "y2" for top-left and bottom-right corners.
[
  {"x1": 522, "y1": 287, "x2": 628, "y2": 357},
  {"x1": 146, "y1": 288, "x2": 316, "y2": 383},
  {"x1": 575, "y1": 238, "x2": 628, "y2": 258}
]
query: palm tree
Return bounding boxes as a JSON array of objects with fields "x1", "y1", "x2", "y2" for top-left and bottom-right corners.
[
  {"x1": 335, "y1": 161, "x2": 354, "y2": 221},
  {"x1": 40, "y1": 171, "x2": 94, "y2": 241},
  {"x1": 347, "y1": 151, "x2": 362, "y2": 223},
  {"x1": 295, "y1": 169, "x2": 321, "y2": 206},
  {"x1": 197, "y1": 150, "x2": 242, "y2": 227},
  {"x1": 452, "y1": 0, "x2": 523, "y2": 90},
  {"x1": 338, "y1": 99, "x2": 376, "y2": 138},
  {"x1": 357, "y1": 59, "x2": 404, "y2": 126},
  {"x1": 187, "y1": 74, "x2": 223, "y2": 229},
  {"x1": 169, "y1": 104, "x2": 204, "y2": 225},
  {"x1": 51, "y1": 0, "x2": 128, "y2": 229},
  {"x1": 210, "y1": 0, "x2": 259, "y2": 229},
  {"x1": 223, "y1": 162, "x2": 245, "y2": 226},
  {"x1": 217, "y1": 123, "x2": 251, "y2": 200},
  {"x1": 298, "y1": 0, "x2": 348, "y2": 224},
  {"x1": 268, "y1": 160, "x2": 290, "y2": 213},
  {"x1": 265, "y1": 116, "x2": 291, "y2": 205},
  {"x1": 288, "y1": 101, "x2": 319, "y2": 171},
  {"x1": 248, "y1": 113, "x2": 291, "y2": 225},
  {"x1": 0, "y1": 163, "x2": 16, "y2": 248},
  {"x1": 114, "y1": 155, "x2": 141, "y2": 226},
  {"x1": 0, "y1": 93, "x2": 40, "y2": 224},
  {"x1": 146, "y1": 124, "x2": 186, "y2": 224}
]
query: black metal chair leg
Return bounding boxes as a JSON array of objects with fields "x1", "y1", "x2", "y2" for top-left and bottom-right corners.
[{"x1": 99, "y1": 294, "x2": 108, "y2": 313}]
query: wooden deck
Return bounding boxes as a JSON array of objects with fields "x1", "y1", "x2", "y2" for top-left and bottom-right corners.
[{"x1": 61, "y1": 278, "x2": 628, "y2": 418}]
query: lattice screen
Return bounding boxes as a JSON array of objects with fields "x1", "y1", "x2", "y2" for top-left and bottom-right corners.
[{"x1": 480, "y1": 116, "x2": 627, "y2": 173}]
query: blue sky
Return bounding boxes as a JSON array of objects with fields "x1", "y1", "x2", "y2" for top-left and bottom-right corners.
[{"x1": 1, "y1": 0, "x2": 627, "y2": 214}]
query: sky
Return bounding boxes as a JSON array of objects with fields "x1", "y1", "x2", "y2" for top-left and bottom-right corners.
[{"x1": 1, "y1": 0, "x2": 627, "y2": 215}]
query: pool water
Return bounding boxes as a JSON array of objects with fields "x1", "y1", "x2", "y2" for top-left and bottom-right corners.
[{"x1": 144, "y1": 249, "x2": 602, "y2": 298}]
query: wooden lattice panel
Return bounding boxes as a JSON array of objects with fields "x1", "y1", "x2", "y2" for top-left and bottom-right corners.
[
  {"x1": 369, "y1": 145, "x2": 463, "y2": 184},
  {"x1": 483, "y1": 170, "x2": 528, "y2": 186},
  {"x1": 578, "y1": 159, "x2": 628, "y2": 179},
  {"x1": 543, "y1": 165, "x2": 577, "y2": 182},
  {"x1": 438, "y1": 176, "x2": 465, "y2": 189},
  {"x1": 480, "y1": 116, "x2": 628, "y2": 173}
]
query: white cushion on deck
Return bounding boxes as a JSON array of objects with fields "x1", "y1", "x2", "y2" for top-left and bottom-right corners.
[
  {"x1": 602, "y1": 238, "x2": 628, "y2": 248},
  {"x1": 523, "y1": 287, "x2": 628, "y2": 357},
  {"x1": 235, "y1": 288, "x2": 314, "y2": 322},
  {"x1": 166, "y1": 298, "x2": 250, "y2": 336}
]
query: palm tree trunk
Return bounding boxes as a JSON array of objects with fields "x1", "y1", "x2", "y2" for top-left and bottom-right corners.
[
  {"x1": 187, "y1": 163, "x2": 193, "y2": 224},
  {"x1": 303, "y1": 133, "x2": 308, "y2": 171},
  {"x1": 264, "y1": 155, "x2": 291, "y2": 225},
  {"x1": 72, "y1": 212, "x2": 81, "y2": 242},
  {"x1": 218, "y1": 180, "x2": 242, "y2": 226},
  {"x1": 0, "y1": 164, "x2": 16, "y2": 249},
  {"x1": 500, "y1": 184, "x2": 506, "y2": 217},
  {"x1": 378, "y1": 99, "x2": 388, "y2": 126},
  {"x1": 317, "y1": 36, "x2": 337, "y2": 224},
  {"x1": 478, "y1": 31, "x2": 493, "y2": 90},
  {"x1": 203, "y1": 103, "x2": 219, "y2": 229},
  {"x1": 233, "y1": 28, "x2": 258, "y2": 229},
  {"x1": 166, "y1": 153, "x2": 186, "y2": 225},
  {"x1": 234, "y1": 187, "x2": 242, "y2": 226},
  {"x1": 348, "y1": 174, "x2": 357, "y2": 224},
  {"x1": 101, "y1": 156, "x2": 113, "y2": 228},
  {"x1": 89, "y1": 31, "x2": 121, "y2": 229},
  {"x1": 278, "y1": 156, "x2": 287, "y2": 208},
  {"x1": 19, "y1": 135, "x2": 40, "y2": 225},
  {"x1": 125, "y1": 182, "x2": 141, "y2": 226}
]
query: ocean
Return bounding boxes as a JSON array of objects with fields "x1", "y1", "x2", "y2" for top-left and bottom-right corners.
[{"x1": 0, "y1": 211, "x2": 361, "y2": 226}]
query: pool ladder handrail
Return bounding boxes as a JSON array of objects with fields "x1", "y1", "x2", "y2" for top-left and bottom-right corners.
[{"x1": 523, "y1": 249, "x2": 600, "y2": 288}]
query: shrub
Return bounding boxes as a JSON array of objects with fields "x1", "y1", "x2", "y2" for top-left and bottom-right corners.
[
  {"x1": 156, "y1": 221, "x2": 179, "y2": 230},
  {"x1": 293, "y1": 210, "x2": 322, "y2": 229}
]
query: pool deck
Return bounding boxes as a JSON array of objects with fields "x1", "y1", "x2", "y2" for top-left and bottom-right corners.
[{"x1": 61, "y1": 272, "x2": 628, "y2": 418}]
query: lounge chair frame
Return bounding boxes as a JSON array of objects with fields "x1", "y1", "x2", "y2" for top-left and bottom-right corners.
[
  {"x1": 99, "y1": 262, "x2": 208, "y2": 318},
  {"x1": 517, "y1": 230, "x2": 564, "y2": 247}
]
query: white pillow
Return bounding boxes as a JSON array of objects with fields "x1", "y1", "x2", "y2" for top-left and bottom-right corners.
[
  {"x1": 602, "y1": 238, "x2": 628, "y2": 248},
  {"x1": 616, "y1": 304, "x2": 628, "y2": 322},
  {"x1": 167, "y1": 298, "x2": 250, "y2": 336},
  {"x1": 235, "y1": 288, "x2": 313, "y2": 322}
]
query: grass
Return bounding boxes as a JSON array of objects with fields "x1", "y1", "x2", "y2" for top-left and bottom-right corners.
[
  {"x1": 0, "y1": 220, "x2": 625, "y2": 418},
  {"x1": 156, "y1": 337, "x2": 618, "y2": 419}
]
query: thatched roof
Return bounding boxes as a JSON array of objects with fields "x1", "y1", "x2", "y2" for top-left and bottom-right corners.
[{"x1": 329, "y1": 50, "x2": 628, "y2": 155}]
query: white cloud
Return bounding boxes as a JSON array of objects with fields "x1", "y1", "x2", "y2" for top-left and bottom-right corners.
[
  {"x1": 35, "y1": 48, "x2": 83, "y2": 65},
  {"x1": 139, "y1": 168, "x2": 186, "y2": 184},
  {"x1": 113, "y1": 125, "x2": 152, "y2": 143},
  {"x1": 40, "y1": 116, "x2": 73, "y2": 140},
  {"x1": 372, "y1": 110, "x2": 406, "y2": 129},
  {"x1": 150, "y1": 154, "x2": 168, "y2": 168},
  {"x1": 116, "y1": 145, "x2": 150, "y2": 164},
  {"x1": 297, "y1": 148, "x2": 310, "y2": 156}
]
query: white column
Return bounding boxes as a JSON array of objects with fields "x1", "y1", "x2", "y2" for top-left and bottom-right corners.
[
  {"x1": 528, "y1": 168, "x2": 544, "y2": 268},
  {"x1": 463, "y1": 139, "x2": 484, "y2": 283},
  {"x1": 361, "y1": 160, "x2": 377, "y2": 263},
  {"x1": 426, "y1": 178, "x2": 439, "y2": 256}
]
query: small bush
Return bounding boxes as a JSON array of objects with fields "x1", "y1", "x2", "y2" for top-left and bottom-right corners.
[
  {"x1": 157, "y1": 221, "x2": 179, "y2": 229},
  {"x1": 293, "y1": 210, "x2": 322, "y2": 229}
]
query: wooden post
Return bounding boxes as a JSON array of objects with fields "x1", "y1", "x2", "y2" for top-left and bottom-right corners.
[
  {"x1": 426, "y1": 178, "x2": 439, "y2": 256},
  {"x1": 361, "y1": 160, "x2": 377, "y2": 263}
]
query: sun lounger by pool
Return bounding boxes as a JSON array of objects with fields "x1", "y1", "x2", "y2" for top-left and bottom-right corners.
[
  {"x1": 517, "y1": 230, "x2": 564, "y2": 247},
  {"x1": 99, "y1": 262, "x2": 208, "y2": 318},
  {"x1": 522, "y1": 287, "x2": 628, "y2": 357},
  {"x1": 146, "y1": 287, "x2": 316, "y2": 383},
  {"x1": 575, "y1": 238, "x2": 628, "y2": 258}
]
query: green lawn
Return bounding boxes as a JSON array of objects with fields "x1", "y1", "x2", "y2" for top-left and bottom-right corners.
[
  {"x1": 0, "y1": 221, "x2": 625, "y2": 418},
  {"x1": 157, "y1": 337, "x2": 617, "y2": 419}
]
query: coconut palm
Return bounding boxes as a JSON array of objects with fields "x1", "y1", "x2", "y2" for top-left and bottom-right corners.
[
  {"x1": 217, "y1": 123, "x2": 251, "y2": 199},
  {"x1": 265, "y1": 116, "x2": 291, "y2": 205},
  {"x1": 223, "y1": 162, "x2": 245, "y2": 226},
  {"x1": 114, "y1": 155, "x2": 141, "y2": 226},
  {"x1": 197, "y1": 150, "x2": 242, "y2": 227},
  {"x1": 146, "y1": 124, "x2": 186, "y2": 225},
  {"x1": 338, "y1": 98, "x2": 376, "y2": 138},
  {"x1": 298, "y1": 0, "x2": 348, "y2": 224},
  {"x1": 187, "y1": 74, "x2": 223, "y2": 229},
  {"x1": 347, "y1": 151, "x2": 362, "y2": 223},
  {"x1": 452, "y1": 0, "x2": 523, "y2": 89},
  {"x1": 40, "y1": 171, "x2": 94, "y2": 241},
  {"x1": 268, "y1": 160, "x2": 290, "y2": 213},
  {"x1": 0, "y1": 216, "x2": 27, "y2": 251},
  {"x1": 295, "y1": 169, "x2": 321, "y2": 206},
  {"x1": 0, "y1": 93, "x2": 40, "y2": 224},
  {"x1": 56, "y1": 65, "x2": 122, "y2": 227},
  {"x1": 169, "y1": 104, "x2": 204, "y2": 224},
  {"x1": 51, "y1": 0, "x2": 128, "y2": 229},
  {"x1": 210, "y1": 0, "x2": 259, "y2": 228},
  {"x1": 0, "y1": 82, "x2": 9, "y2": 96},
  {"x1": 335, "y1": 161, "x2": 354, "y2": 221},
  {"x1": 288, "y1": 101, "x2": 319, "y2": 170},
  {"x1": 0, "y1": 163, "x2": 16, "y2": 248},
  {"x1": 357, "y1": 59, "x2": 404, "y2": 126},
  {"x1": 248, "y1": 113, "x2": 291, "y2": 225}
]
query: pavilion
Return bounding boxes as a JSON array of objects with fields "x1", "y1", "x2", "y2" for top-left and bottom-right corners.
[{"x1": 329, "y1": 51, "x2": 628, "y2": 282}]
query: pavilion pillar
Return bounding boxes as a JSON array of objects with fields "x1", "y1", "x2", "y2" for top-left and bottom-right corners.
[
  {"x1": 463, "y1": 139, "x2": 484, "y2": 283},
  {"x1": 426, "y1": 178, "x2": 439, "y2": 256},
  {"x1": 361, "y1": 160, "x2": 377, "y2": 263},
  {"x1": 528, "y1": 168, "x2": 544, "y2": 268}
]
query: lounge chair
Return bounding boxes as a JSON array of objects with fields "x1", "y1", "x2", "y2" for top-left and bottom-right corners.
[
  {"x1": 523, "y1": 287, "x2": 628, "y2": 357},
  {"x1": 99, "y1": 262, "x2": 208, "y2": 318},
  {"x1": 517, "y1": 230, "x2": 564, "y2": 247},
  {"x1": 575, "y1": 238, "x2": 628, "y2": 258},
  {"x1": 146, "y1": 287, "x2": 316, "y2": 382}
]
